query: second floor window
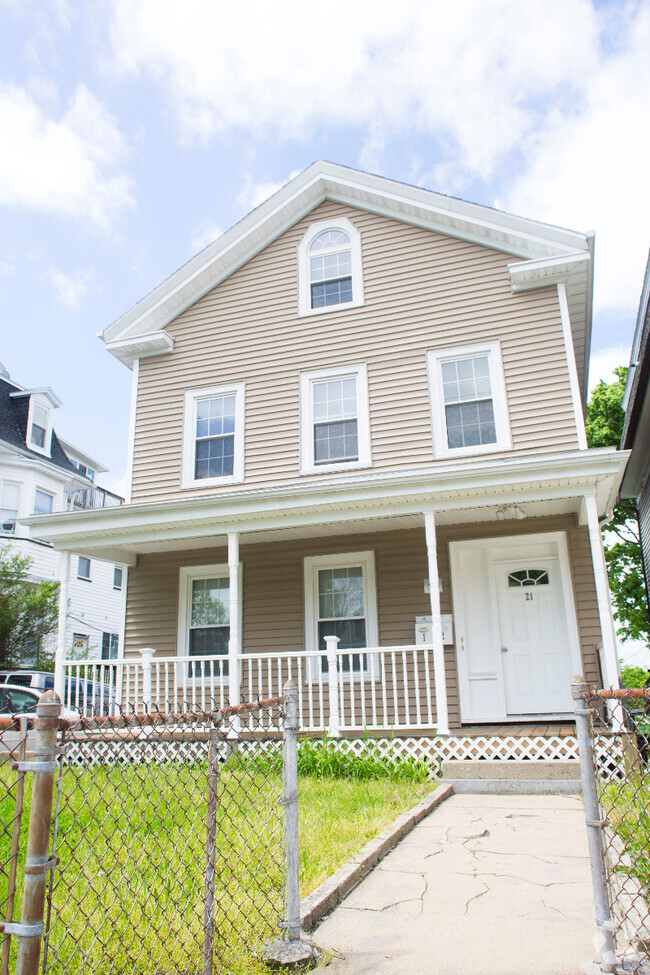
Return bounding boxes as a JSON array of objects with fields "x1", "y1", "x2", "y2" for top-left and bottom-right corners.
[
  {"x1": 33, "y1": 489, "x2": 53, "y2": 515},
  {"x1": 300, "y1": 364, "x2": 371, "y2": 475},
  {"x1": 428, "y1": 342, "x2": 512, "y2": 458},
  {"x1": 77, "y1": 556, "x2": 91, "y2": 580},
  {"x1": 113, "y1": 566, "x2": 123, "y2": 590},
  {"x1": 1, "y1": 482, "x2": 19, "y2": 534},
  {"x1": 182, "y1": 384, "x2": 245, "y2": 488}
]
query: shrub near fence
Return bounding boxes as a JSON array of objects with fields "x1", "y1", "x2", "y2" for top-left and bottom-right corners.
[{"x1": 0, "y1": 695, "x2": 290, "y2": 975}]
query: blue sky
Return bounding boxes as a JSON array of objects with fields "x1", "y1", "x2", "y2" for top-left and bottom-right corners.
[{"x1": 0, "y1": 0, "x2": 649, "y2": 501}]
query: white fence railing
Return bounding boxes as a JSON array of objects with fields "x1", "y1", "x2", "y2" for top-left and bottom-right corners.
[{"x1": 62, "y1": 640, "x2": 439, "y2": 733}]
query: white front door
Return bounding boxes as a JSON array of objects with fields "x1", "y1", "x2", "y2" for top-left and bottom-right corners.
[{"x1": 494, "y1": 559, "x2": 574, "y2": 715}]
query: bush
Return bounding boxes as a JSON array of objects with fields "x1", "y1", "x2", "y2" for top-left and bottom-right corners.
[{"x1": 620, "y1": 664, "x2": 650, "y2": 689}]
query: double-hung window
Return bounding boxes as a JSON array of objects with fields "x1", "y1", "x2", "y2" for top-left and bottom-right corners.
[
  {"x1": 178, "y1": 565, "x2": 238, "y2": 681},
  {"x1": 34, "y1": 489, "x2": 53, "y2": 515},
  {"x1": 427, "y1": 342, "x2": 511, "y2": 458},
  {"x1": 182, "y1": 384, "x2": 244, "y2": 488},
  {"x1": 300, "y1": 364, "x2": 371, "y2": 474},
  {"x1": 0, "y1": 483, "x2": 19, "y2": 534},
  {"x1": 304, "y1": 551, "x2": 378, "y2": 677},
  {"x1": 298, "y1": 218, "x2": 363, "y2": 316},
  {"x1": 77, "y1": 556, "x2": 91, "y2": 581}
]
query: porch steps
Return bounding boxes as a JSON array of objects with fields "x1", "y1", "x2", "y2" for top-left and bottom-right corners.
[{"x1": 441, "y1": 758, "x2": 582, "y2": 795}]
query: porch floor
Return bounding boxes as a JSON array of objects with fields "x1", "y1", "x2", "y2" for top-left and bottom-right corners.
[{"x1": 456, "y1": 722, "x2": 575, "y2": 738}]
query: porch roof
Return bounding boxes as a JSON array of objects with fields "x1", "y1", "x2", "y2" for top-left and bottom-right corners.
[{"x1": 23, "y1": 447, "x2": 626, "y2": 566}]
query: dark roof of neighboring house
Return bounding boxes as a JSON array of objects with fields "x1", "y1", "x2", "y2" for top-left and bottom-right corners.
[
  {"x1": 0, "y1": 376, "x2": 81, "y2": 477},
  {"x1": 622, "y1": 251, "x2": 650, "y2": 452}
]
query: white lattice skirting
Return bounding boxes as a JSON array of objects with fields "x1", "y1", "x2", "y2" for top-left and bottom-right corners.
[{"x1": 61, "y1": 732, "x2": 625, "y2": 781}]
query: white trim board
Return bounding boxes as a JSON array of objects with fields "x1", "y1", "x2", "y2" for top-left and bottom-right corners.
[{"x1": 450, "y1": 531, "x2": 582, "y2": 723}]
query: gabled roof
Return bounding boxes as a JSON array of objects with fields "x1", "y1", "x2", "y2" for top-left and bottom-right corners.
[
  {"x1": 0, "y1": 376, "x2": 80, "y2": 477},
  {"x1": 101, "y1": 161, "x2": 594, "y2": 399}
]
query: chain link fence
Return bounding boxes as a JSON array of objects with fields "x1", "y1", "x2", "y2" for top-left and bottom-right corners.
[
  {"x1": 574, "y1": 680, "x2": 650, "y2": 975},
  {"x1": 0, "y1": 687, "x2": 308, "y2": 975}
]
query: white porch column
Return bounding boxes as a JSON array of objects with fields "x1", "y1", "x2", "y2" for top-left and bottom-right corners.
[
  {"x1": 54, "y1": 551, "x2": 70, "y2": 701},
  {"x1": 227, "y1": 532, "x2": 241, "y2": 706},
  {"x1": 424, "y1": 511, "x2": 450, "y2": 735},
  {"x1": 584, "y1": 494, "x2": 620, "y2": 690}
]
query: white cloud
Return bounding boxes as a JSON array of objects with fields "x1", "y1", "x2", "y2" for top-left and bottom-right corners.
[
  {"x1": 588, "y1": 346, "x2": 630, "y2": 391},
  {"x1": 0, "y1": 84, "x2": 134, "y2": 229},
  {"x1": 236, "y1": 171, "x2": 302, "y2": 215},
  {"x1": 189, "y1": 218, "x2": 223, "y2": 255},
  {"x1": 503, "y1": 3, "x2": 650, "y2": 314},
  {"x1": 42, "y1": 266, "x2": 95, "y2": 308},
  {"x1": 0, "y1": 260, "x2": 16, "y2": 276}
]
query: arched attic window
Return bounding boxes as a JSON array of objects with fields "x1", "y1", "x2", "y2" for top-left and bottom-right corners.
[{"x1": 298, "y1": 217, "x2": 364, "y2": 316}]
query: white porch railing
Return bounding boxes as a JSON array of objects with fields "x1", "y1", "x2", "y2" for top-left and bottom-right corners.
[{"x1": 62, "y1": 642, "x2": 438, "y2": 733}]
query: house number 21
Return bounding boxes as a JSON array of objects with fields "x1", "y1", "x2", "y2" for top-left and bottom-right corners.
[{"x1": 525, "y1": 592, "x2": 533, "y2": 601}]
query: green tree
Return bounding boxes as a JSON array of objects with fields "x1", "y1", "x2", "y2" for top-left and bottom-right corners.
[
  {"x1": 585, "y1": 366, "x2": 649, "y2": 645},
  {"x1": 0, "y1": 546, "x2": 59, "y2": 668}
]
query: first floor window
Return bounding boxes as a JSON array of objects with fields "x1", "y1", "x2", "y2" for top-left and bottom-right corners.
[
  {"x1": 428, "y1": 342, "x2": 511, "y2": 458},
  {"x1": 178, "y1": 565, "x2": 235, "y2": 679},
  {"x1": 102, "y1": 632, "x2": 119, "y2": 660},
  {"x1": 77, "y1": 556, "x2": 91, "y2": 580},
  {"x1": 34, "y1": 489, "x2": 54, "y2": 515},
  {"x1": 304, "y1": 551, "x2": 378, "y2": 676},
  {"x1": 182, "y1": 384, "x2": 244, "y2": 487},
  {"x1": 300, "y1": 364, "x2": 371, "y2": 474},
  {"x1": 0, "y1": 482, "x2": 19, "y2": 533}
]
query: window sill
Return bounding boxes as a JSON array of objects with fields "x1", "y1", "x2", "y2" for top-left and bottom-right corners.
[
  {"x1": 300, "y1": 460, "x2": 373, "y2": 477},
  {"x1": 297, "y1": 296, "x2": 364, "y2": 318},
  {"x1": 76, "y1": 576, "x2": 92, "y2": 583},
  {"x1": 181, "y1": 475, "x2": 245, "y2": 490},
  {"x1": 434, "y1": 441, "x2": 512, "y2": 461}
]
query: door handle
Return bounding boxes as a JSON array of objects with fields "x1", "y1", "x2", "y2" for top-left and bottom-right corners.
[{"x1": 501, "y1": 646, "x2": 508, "y2": 653}]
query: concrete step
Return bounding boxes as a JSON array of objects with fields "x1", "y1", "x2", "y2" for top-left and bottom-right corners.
[{"x1": 441, "y1": 758, "x2": 582, "y2": 794}]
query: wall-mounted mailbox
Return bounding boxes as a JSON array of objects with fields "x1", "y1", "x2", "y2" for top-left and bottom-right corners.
[{"x1": 415, "y1": 615, "x2": 454, "y2": 646}]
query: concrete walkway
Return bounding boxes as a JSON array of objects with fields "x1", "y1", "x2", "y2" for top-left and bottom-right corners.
[{"x1": 311, "y1": 793, "x2": 598, "y2": 975}]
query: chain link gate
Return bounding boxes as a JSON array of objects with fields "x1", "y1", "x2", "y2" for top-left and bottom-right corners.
[
  {"x1": 0, "y1": 683, "x2": 307, "y2": 974},
  {"x1": 573, "y1": 679, "x2": 650, "y2": 975}
]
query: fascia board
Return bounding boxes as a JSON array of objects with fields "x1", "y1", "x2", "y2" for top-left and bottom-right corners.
[
  {"x1": 1, "y1": 443, "x2": 87, "y2": 486},
  {"x1": 57, "y1": 439, "x2": 108, "y2": 474},
  {"x1": 9, "y1": 387, "x2": 63, "y2": 408},
  {"x1": 508, "y1": 251, "x2": 590, "y2": 291},
  {"x1": 102, "y1": 161, "x2": 591, "y2": 355},
  {"x1": 25, "y1": 448, "x2": 627, "y2": 550}
]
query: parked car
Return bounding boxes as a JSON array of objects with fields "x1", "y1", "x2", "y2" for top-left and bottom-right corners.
[
  {"x1": 0, "y1": 684, "x2": 77, "y2": 721},
  {"x1": 0, "y1": 670, "x2": 115, "y2": 715}
]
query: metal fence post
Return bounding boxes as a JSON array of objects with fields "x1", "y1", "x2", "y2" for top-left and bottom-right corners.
[
  {"x1": 14, "y1": 692, "x2": 61, "y2": 975},
  {"x1": 263, "y1": 681, "x2": 318, "y2": 968},
  {"x1": 572, "y1": 677, "x2": 618, "y2": 974},
  {"x1": 324, "y1": 635, "x2": 340, "y2": 738}
]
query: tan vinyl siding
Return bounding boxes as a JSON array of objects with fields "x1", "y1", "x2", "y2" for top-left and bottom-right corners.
[
  {"x1": 131, "y1": 201, "x2": 580, "y2": 502},
  {"x1": 124, "y1": 515, "x2": 601, "y2": 729}
]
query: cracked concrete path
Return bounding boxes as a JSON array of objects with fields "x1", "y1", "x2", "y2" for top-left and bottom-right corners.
[{"x1": 311, "y1": 793, "x2": 598, "y2": 975}]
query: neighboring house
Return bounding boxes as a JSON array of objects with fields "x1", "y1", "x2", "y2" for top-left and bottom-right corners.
[
  {"x1": 0, "y1": 365, "x2": 126, "y2": 665},
  {"x1": 29, "y1": 162, "x2": 627, "y2": 735},
  {"x1": 620, "y1": 251, "x2": 650, "y2": 619}
]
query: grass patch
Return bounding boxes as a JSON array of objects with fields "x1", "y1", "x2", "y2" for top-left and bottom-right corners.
[
  {"x1": 602, "y1": 773, "x2": 650, "y2": 898},
  {"x1": 0, "y1": 752, "x2": 430, "y2": 975}
]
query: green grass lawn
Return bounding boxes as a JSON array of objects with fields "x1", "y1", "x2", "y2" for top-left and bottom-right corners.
[
  {"x1": 602, "y1": 771, "x2": 650, "y2": 900},
  {"x1": 0, "y1": 759, "x2": 429, "y2": 975}
]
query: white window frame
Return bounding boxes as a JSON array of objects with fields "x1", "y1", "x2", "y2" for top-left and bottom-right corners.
[
  {"x1": 113, "y1": 566, "x2": 123, "y2": 590},
  {"x1": 0, "y1": 481, "x2": 20, "y2": 534},
  {"x1": 427, "y1": 341, "x2": 512, "y2": 459},
  {"x1": 27, "y1": 396, "x2": 53, "y2": 457},
  {"x1": 298, "y1": 217, "x2": 364, "y2": 317},
  {"x1": 181, "y1": 383, "x2": 245, "y2": 489},
  {"x1": 77, "y1": 556, "x2": 91, "y2": 581},
  {"x1": 177, "y1": 563, "x2": 242, "y2": 684},
  {"x1": 33, "y1": 488, "x2": 54, "y2": 515},
  {"x1": 300, "y1": 363, "x2": 371, "y2": 475},
  {"x1": 303, "y1": 550, "x2": 378, "y2": 681}
]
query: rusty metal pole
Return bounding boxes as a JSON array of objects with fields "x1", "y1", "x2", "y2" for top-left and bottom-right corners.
[
  {"x1": 14, "y1": 692, "x2": 60, "y2": 975},
  {"x1": 572, "y1": 677, "x2": 617, "y2": 974}
]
